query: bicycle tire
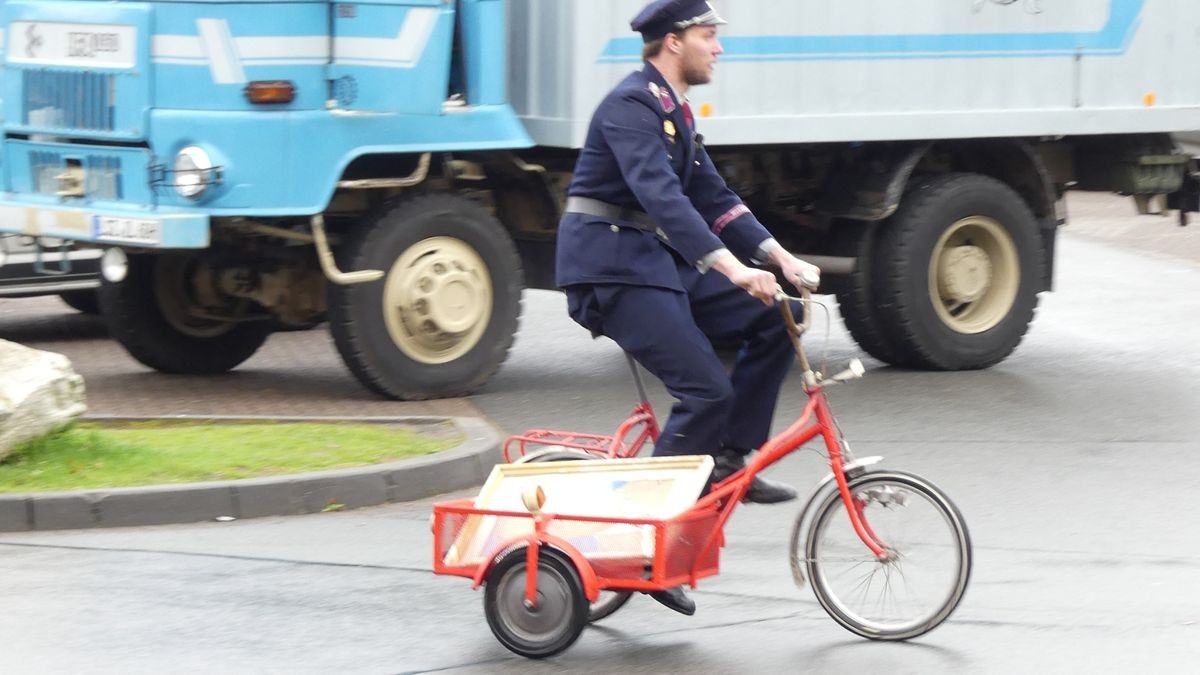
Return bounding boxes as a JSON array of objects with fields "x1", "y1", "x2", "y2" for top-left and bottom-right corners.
[
  {"x1": 586, "y1": 590, "x2": 634, "y2": 623},
  {"x1": 804, "y1": 470, "x2": 971, "y2": 640}
]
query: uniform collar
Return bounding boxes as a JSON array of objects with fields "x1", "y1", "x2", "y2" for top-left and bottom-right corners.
[{"x1": 642, "y1": 62, "x2": 689, "y2": 111}]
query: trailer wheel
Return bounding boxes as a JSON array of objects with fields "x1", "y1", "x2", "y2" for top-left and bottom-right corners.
[
  {"x1": 874, "y1": 173, "x2": 1043, "y2": 369},
  {"x1": 514, "y1": 448, "x2": 635, "y2": 623},
  {"x1": 328, "y1": 193, "x2": 522, "y2": 400},
  {"x1": 485, "y1": 546, "x2": 588, "y2": 659},
  {"x1": 99, "y1": 255, "x2": 272, "y2": 374}
]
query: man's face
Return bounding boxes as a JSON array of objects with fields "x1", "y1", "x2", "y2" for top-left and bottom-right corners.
[{"x1": 675, "y1": 26, "x2": 723, "y2": 85}]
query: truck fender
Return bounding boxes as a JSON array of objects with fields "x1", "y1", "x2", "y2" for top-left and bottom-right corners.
[
  {"x1": 817, "y1": 143, "x2": 932, "y2": 221},
  {"x1": 818, "y1": 139, "x2": 1057, "y2": 225}
]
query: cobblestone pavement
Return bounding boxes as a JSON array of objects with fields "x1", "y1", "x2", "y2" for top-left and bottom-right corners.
[
  {"x1": 0, "y1": 301, "x2": 483, "y2": 421},
  {"x1": 1065, "y1": 190, "x2": 1200, "y2": 265}
]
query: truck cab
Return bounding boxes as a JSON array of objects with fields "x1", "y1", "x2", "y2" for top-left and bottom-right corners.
[{"x1": 0, "y1": 0, "x2": 536, "y2": 399}]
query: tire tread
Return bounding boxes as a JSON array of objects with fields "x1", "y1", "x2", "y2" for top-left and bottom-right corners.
[
  {"x1": 327, "y1": 193, "x2": 523, "y2": 400},
  {"x1": 873, "y1": 172, "x2": 1043, "y2": 369}
]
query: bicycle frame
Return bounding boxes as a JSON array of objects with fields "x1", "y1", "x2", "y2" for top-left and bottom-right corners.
[
  {"x1": 502, "y1": 354, "x2": 659, "y2": 462},
  {"x1": 694, "y1": 385, "x2": 888, "y2": 561},
  {"x1": 693, "y1": 291, "x2": 889, "y2": 562},
  {"x1": 442, "y1": 291, "x2": 890, "y2": 609},
  {"x1": 435, "y1": 290, "x2": 971, "y2": 656}
]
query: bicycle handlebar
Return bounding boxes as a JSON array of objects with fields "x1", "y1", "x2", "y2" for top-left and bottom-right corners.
[
  {"x1": 775, "y1": 288, "x2": 813, "y2": 337},
  {"x1": 776, "y1": 288, "x2": 865, "y2": 390},
  {"x1": 776, "y1": 289, "x2": 814, "y2": 380}
]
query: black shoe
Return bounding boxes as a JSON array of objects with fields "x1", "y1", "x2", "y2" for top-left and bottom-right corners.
[
  {"x1": 711, "y1": 450, "x2": 798, "y2": 504},
  {"x1": 648, "y1": 585, "x2": 696, "y2": 616}
]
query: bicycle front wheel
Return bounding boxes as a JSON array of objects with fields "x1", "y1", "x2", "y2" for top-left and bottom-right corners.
[{"x1": 805, "y1": 471, "x2": 971, "y2": 640}]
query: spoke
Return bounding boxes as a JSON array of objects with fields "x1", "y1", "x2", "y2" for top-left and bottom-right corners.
[
  {"x1": 892, "y1": 560, "x2": 928, "y2": 617},
  {"x1": 812, "y1": 480, "x2": 966, "y2": 635},
  {"x1": 816, "y1": 555, "x2": 877, "y2": 564},
  {"x1": 828, "y1": 559, "x2": 874, "y2": 580},
  {"x1": 850, "y1": 565, "x2": 882, "y2": 616},
  {"x1": 880, "y1": 564, "x2": 896, "y2": 619}
]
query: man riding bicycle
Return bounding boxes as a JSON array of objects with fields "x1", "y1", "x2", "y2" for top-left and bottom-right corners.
[{"x1": 556, "y1": 0, "x2": 822, "y2": 615}]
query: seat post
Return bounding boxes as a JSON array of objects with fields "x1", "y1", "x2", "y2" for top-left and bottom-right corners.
[{"x1": 625, "y1": 352, "x2": 651, "y2": 405}]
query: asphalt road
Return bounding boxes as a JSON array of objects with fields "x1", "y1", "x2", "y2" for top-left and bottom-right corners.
[{"x1": 1, "y1": 192, "x2": 1198, "y2": 673}]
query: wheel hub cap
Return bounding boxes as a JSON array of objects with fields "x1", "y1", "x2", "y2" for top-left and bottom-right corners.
[
  {"x1": 938, "y1": 245, "x2": 992, "y2": 304},
  {"x1": 927, "y1": 216, "x2": 1020, "y2": 334},
  {"x1": 410, "y1": 258, "x2": 484, "y2": 335},
  {"x1": 500, "y1": 568, "x2": 570, "y2": 639},
  {"x1": 384, "y1": 237, "x2": 493, "y2": 364}
]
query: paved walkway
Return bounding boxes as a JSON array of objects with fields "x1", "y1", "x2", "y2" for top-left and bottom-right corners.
[{"x1": 0, "y1": 297, "x2": 487, "y2": 421}]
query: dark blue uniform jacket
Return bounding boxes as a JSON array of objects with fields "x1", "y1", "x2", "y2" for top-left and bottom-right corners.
[{"x1": 556, "y1": 63, "x2": 774, "y2": 291}]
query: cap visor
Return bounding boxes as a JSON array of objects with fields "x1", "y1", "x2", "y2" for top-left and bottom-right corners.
[{"x1": 676, "y1": 9, "x2": 727, "y2": 29}]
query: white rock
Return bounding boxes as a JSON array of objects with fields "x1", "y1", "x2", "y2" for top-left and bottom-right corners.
[{"x1": 0, "y1": 340, "x2": 87, "y2": 460}]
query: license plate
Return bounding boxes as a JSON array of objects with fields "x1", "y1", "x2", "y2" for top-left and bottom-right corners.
[{"x1": 93, "y1": 215, "x2": 162, "y2": 245}]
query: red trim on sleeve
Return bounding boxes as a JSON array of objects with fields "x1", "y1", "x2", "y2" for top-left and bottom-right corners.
[{"x1": 713, "y1": 204, "x2": 750, "y2": 235}]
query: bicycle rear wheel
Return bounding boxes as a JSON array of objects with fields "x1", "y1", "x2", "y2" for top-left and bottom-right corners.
[
  {"x1": 804, "y1": 471, "x2": 971, "y2": 640},
  {"x1": 586, "y1": 589, "x2": 633, "y2": 623}
]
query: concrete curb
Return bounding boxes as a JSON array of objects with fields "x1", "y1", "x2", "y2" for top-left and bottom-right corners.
[{"x1": 0, "y1": 415, "x2": 502, "y2": 532}]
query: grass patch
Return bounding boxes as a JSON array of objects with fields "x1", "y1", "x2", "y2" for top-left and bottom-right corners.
[{"x1": 0, "y1": 420, "x2": 460, "y2": 493}]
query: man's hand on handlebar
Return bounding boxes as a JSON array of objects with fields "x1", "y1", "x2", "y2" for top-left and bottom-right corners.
[
  {"x1": 775, "y1": 253, "x2": 822, "y2": 291},
  {"x1": 712, "y1": 253, "x2": 780, "y2": 305}
]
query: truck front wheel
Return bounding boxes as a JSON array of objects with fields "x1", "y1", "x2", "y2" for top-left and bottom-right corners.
[
  {"x1": 328, "y1": 194, "x2": 522, "y2": 400},
  {"x1": 59, "y1": 290, "x2": 100, "y2": 315},
  {"x1": 872, "y1": 173, "x2": 1044, "y2": 370},
  {"x1": 99, "y1": 255, "x2": 273, "y2": 374}
]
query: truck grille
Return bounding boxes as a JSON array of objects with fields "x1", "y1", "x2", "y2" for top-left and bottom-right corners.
[
  {"x1": 30, "y1": 150, "x2": 124, "y2": 200},
  {"x1": 22, "y1": 70, "x2": 116, "y2": 132}
]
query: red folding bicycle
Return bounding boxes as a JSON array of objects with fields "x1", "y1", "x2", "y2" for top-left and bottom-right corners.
[{"x1": 432, "y1": 290, "x2": 972, "y2": 658}]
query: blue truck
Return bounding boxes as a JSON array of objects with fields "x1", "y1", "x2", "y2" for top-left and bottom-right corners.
[{"x1": 0, "y1": 0, "x2": 1195, "y2": 399}]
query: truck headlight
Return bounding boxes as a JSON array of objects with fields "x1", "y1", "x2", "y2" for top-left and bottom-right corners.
[{"x1": 173, "y1": 146, "x2": 218, "y2": 199}]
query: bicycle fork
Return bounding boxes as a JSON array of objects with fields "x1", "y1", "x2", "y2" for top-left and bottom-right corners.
[{"x1": 815, "y1": 400, "x2": 890, "y2": 560}]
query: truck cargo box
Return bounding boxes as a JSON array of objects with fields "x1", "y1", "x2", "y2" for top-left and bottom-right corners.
[{"x1": 508, "y1": 0, "x2": 1200, "y2": 148}]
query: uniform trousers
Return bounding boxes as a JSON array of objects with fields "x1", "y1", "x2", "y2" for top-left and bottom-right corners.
[{"x1": 565, "y1": 257, "x2": 799, "y2": 458}]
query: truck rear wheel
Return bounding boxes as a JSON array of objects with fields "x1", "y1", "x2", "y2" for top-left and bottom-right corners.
[
  {"x1": 828, "y1": 220, "x2": 908, "y2": 367},
  {"x1": 328, "y1": 193, "x2": 522, "y2": 400},
  {"x1": 99, "y1": 255, "x2": 273, "y2": 374},
  {"x1": 872, "y1": 173, "x2": 1043, "y2": 370}
]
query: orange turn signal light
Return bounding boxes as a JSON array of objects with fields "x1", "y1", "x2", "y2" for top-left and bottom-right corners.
[{"x1": 244, "y1": 80, "x2": 296, "y2": 104}]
